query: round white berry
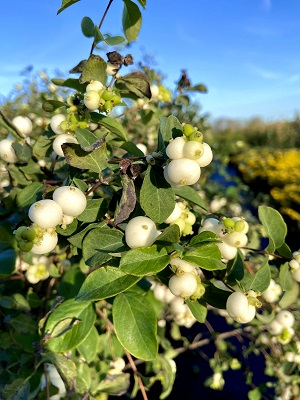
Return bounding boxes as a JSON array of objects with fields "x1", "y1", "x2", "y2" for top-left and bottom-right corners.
[
  {"x1": 84, "y1": 90, "x2": 101, "y2": 110},
  {"x1": 275, "y1": 310, "x2": 295, "y2": 328},
  {"x1": 53, "y1": 134, "x2": 78, "y2": 157},
  {"x1": 125, "y1": 216, "x2": 158, "y2": 249},
  {"x1": 267, "y1": 319, "x2": 283, "y2": 335},
  {"x1": 0, "y1": 138, "x2": 18, "y2": 163},
  {"x1": 31, "y1": 232, "x2": 58, "y2": 254},
  {"x1": 86, "y1": 80, "x2": 103, "y2": 92},
  {"x1": 222, "y1": 231, "x2": 248, "y2": 248},
  {"x1": 195, "y1": 142, "x2": 213, "y2": 167},
  {"x1": 292, "y1": 268, "x2": 300, "y2": 282},
  {"x1": 52, "y1": 186, "x2": 87, "y2": 217},
  {"x1": 169, "y1": 296, "x2": 186, "y2": 315},
  {"x1": 28, "y1": 199, "x2": 63, "y2": 229},
  {"x1": 164, "y1": 203, "x2": 182, "y2": 224},
  {"x1": 169, "y1": 258, "x2": 197, "y2": 274},
  {"x1": 12, "y1": 116, "x2": 32, "y2": 137},
  {"x1": 150, "y1": 85, "x2": 160, "y2": 98},
  {"x1": 216, "y1": 241, "x2": 237, "y2": 260},
  {"x1": 166, "y1": 136, "x2": 186, "y2": 160},
  {"x1": 182, "y1": 140, "x2": 204, "y2": 160},
  {"x1": 226, "y1": 291, "x2": 256, "y2": 323},
  {"x1": 198, "y1": 218, "x2": 219, "y2": 234},
  {"x1": 50, "y1": 114, "x2": 66, "y2": 135},
  {"x1": 168, "y1": 273, "x2": 198, "y2": 297},
  {"x1": 167, "y1": 158, "x2": 201, "y2": 186}
]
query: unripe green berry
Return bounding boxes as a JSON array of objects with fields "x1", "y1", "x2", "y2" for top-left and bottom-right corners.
[
  {"x1": 101, "y1": 89, "x2": 114, "y2": 101},
  {"x1": 111, "y1": 94, "x2": 122, "y2": 105},
  {"x1": 188, "y1": 131, "x2": 203, "y2": 143},
  {"x1": 18, "y1": 240, "x2": 33, "y2": 252},
  {"x1": 182, "y1": 223, "x2": 193, "y2": 236},
  {"x1": 234, "y1": 220, "x2": 246, "y2": 233},
  {"x1": 183, "y1": 123, "x2": 196, "y2": 137},
  {"x1": 14, "y1": 226, "x2": 28, "y2": 240},
  {"x1": 21, "y1": 227, "x2": 37, "y2": 241},
  {"x1": 104, "y1": 100, "x2": 113, "y2": 114},
  {"x1": 223, "y1": 217, "x2": 235, "y2": 229},
  {"x1": 190, "y1": 282, "x2": 205, "y2": 301}
]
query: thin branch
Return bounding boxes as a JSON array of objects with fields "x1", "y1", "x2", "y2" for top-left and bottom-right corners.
[{"x1": 89, "y1": 0, "x2": 114, "y2": 56}]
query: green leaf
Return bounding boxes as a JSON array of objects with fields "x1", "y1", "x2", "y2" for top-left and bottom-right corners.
[
  {"x1": 16, "y1": 182, "x2": 44, "y2": 207},
  {"x1": 173, "y1": 186, "x2": 207, "y2": 210},
  {"x1": 0, "y1": 110, "x2": 23, "y2": 139},
  {"x1": 3, "y1": 378, "x2": 30, "y2": 400},
  {"x1": 120, "y1": 245, "x2": 170, "y2": 276},
  {"x1": 90, "y1": 113, "x2": 128, "y2": 141},
  {"x1": 77, "y1": 326, "x2": 99, "y2": 363},
  {"x1": 82, "y1": 227, "x2": 126, "y2": 266},
  {"x1": 122, "y1": 0, "x2": 142, "y2": 42},
  {"x1": 226, "y1": 249, "x2": 245, "y2": 285},
  {"x1": 279, "y1": 262, "x2": 293, "y2": 291},
  {"x1": 240, "y1": 258, "x2": 271, "y2": 293},
  {"x1": 154, "y1": 225, "x2": 181, "y2": 246},
  {"x1": 12, "y1": 142, "x2": 32, "y2": 162},
  {"x1": 258, "y1": 206, "x2": 287, "y2": 250},
  {"x1": 57, "y1": 0, "x2": 80, "y2": 14},
  {"x1": 113, "y1": 291, "x2": 158, "y2": 360},
  {"x1": 183, "y1": 244, "x2": 225, "y2": 271},
  {"x1": 76, "y1": 266, "x2": 141, "y2": 301},
  {"x1": 78, "y1": 54, "x2": 107, "y2": 85},
  {"x1": 136, "y1": 0, "x2": 146, "y2": 9},
  {"x1": 190, "y1": 231, "x2": 220, "y2": 246},
  {"x1": 0, "y1": 247, "x2": 17, "y2": 278},
  {"x1": 162, "y1": 115, "x2": 183, "y2": 142},
  {"x1": 202, "y1": 283, "x2": 231, "y2": 309},
  {"x1": 116, "y1": 71, "x2": 151, "y2": 99},
  {"x1": 45, "y1": 299, "x2": 95, "y2": 352},
  {"x1": 96, "y1": 372, "x2": 130, "y2": 396},
  {"x1": 113, "y1": 174, "x2": 136, "y2": 226},
  {"x1": 33, "y1": 131, "x2": 55, "y2": 159},
  {"x1": 62, "y1": 142, "x2": 108, "y2": 173},
  {"x1": 186, "y1": 83, "x2": 208, "y2": 93},
  {"x1": 81, "y1": 16, "x2": 94, "y2": 37},
  {"x1": 77, "y1": 198, "x2": 108, "y2": 223},
  {"x1": 42, "y1": 99, "x2": 67, "y2": 112},
  {"x1": 93, "y1": 26, "x2": 105, "y2": 43},
  {"x1": 151, "y1": 355, "x2": 176, "y2": 400},
  {"x1": 74, "y1": 128, "x2": 99, "y2": 148},
  {"x1": 185, "y1": 299, "x2": 207, "y2": 323},
  {"x1": 104, "y1": 35, "x2": 126, "y2": 45},
  {"x1": 279, "y1": 280, "x2": 299, "y2": 308},
  {"x1": 51, "y1": 77, "x2": 87, "y2": 92},
  {"x1": 44, "y1": 351, "x2": 77, "y2": 389},
  {"x1": 68, "y1": 221, "x2": 106, "y2": 248},
  {"x1": 140, "y1": 165, "x2": 175, "y2": 223}
]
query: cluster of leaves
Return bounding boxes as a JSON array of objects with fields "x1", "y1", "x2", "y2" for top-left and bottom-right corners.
[{"x1": 0, "y1": 1, "x2": 300, "y2": 400}]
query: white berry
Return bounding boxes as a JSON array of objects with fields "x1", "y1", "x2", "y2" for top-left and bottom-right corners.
[
  {"x1": 164, "y1": 203, "x2": 182, "y2": 224},
  {"x1": 86, "y1": 80, "x2": 103, "y2": 92},
  {"x1": 0, "y1": 138, "x2": 18, "y2": 163},
  {"x1": 226, "y1": 291, "x2": 256, "y2": 323},
  {"x1": 12, "y1": 116, "x2": 32, "y2": 137},
  {"x1": 195, "y1": 142, "x2": 213, "y2": 167},
  {"x1": 167, "y1": 158, "x2": 201, "y2": 186},
  {"x1": 84, "y1": 90, "x2": 101, "y2": 110},
  {"x1": 166, "y1": 136, "x2": 186, "y2": 159},
  {"x1": 275, "y1": 310, "x2": 295, "y2": 328},
  {"x1": 223, "y1": 231, "x2": 248, "y2": 247},
  {"x1": 31, "y1": 232, "x2": 58, "y2": 254},
  {"x1": 52, "y1": 186, "x2": 87, "y2": 217},
  {"x1": 182, "y1": 140, "x2": 204, "y2": 160},
  {"x1": 28, "y1": 199, "x2": 63, "y2": 229},
  {"x1": 50, "y1": 114, "x2": 66, "y2": 135},
  {"x1": 53, "y1": 134, "x2": 78, "y2": 157},
  {"x1": 168, "y1": 273, "x2": 198, "y2": 297},
  {"x1": 125, "y1": 216, "x2": 159, "y2": 249}
]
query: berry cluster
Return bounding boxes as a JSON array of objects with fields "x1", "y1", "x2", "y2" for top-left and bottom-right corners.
[
  {"x1": 14, "y1": 186, "x2": 87, "y2": 254},
  {"x1": 261, "y1": 278, "x2": 282, "y2": 303},
  {"x1": 199, "y1": 216, "x2": 249, "y2": 261},
  {"x1": 164, "y1": 201, "x2": 196, "y2": 236},
  {"x1": 267, "y1": 310, "x2": 295, "y2": 344},
  {"x1": 83, "y1": 80, "x2": 122, "y2": 114},
  {"x1": 164, "y1": 123, "x2": 213, "y2": 187},
  {"x1": 50, "y1": 113, "x2": 79, "y2": 157},
  {"x1": 226, "y1": 290, "x2": 258, "y2": 324}
]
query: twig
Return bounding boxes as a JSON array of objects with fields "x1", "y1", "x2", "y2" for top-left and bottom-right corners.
[{"x1": 89, "y1": 0, "x2": 114, "y2": 56}]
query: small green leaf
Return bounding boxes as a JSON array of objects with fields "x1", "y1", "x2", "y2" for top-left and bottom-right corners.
[
  {"x1": 77, "y1": 326, "x2": 99, "y2": 363},
  {"x1": 183, "y1": 244, "x2": 225, "y2": 271},
  {"x1": 122, "y1": 0, "x2": 142, "y2": 42},
  {"x1": 78, "y1": 54, "x2": 107, "y2": 85},
  {"x1": 16, "y1": 182, "x2": 44, "y2": 207},
  {"x1": 44, "y1": 351, "x2": 77, "y2": 389},
  {"x1": 240, "y1": 258, "x2": 271, "y2": 293},
  {"x1": 68, "y1": 221, "x2": 106, "y2": 248},
  {"x1": 202, "y1": 283, "x2": 231, "y2": 309},
  {"x1": 113, "y1": 291, "x2": 158, "y2": 360},
  {"x1": 62, "y1": 142, "x2": 108, "y2": 173},
  {"x1": 3, "y1": 378, "x2": 30, "y2": 400},
  {"x1": 279, "y1": 262, "x2": 293, "y2": 291},
  {"x1": 173, "y1": 186, "x2": 207, "y2": 210},
  {"x1": 258, "y1": 206, "x2": 287, "y2": 250},
  {"x1": 186, "y1": 83, "x2": 208, "y2": 93},
  {"x1": 226, "y1": 250, "x2": 245, "y2": 285},
  {"x1": 104, "y1": 35, "x2": 126, "y2": 45},
  {"x1": 154, "y1": 225, "x2": 181, "y2": 246},
  {"x1": 76, "y1": 266, "x2": 141, "y2": 301},
  {"x1": 51, "y1": 77, "x2": 87, "y2": 92},
  {"x1": 57, "y1": 0, "x2": 80, "y2": 14},
  {"x1": 115, "y1": 71, "x2": 151, "y2": 99},
  {"x1": 93, "y1": 26, "x2": 105, "y2": 43},
  {"x1": 190, "y1": 231, "x2": 220, "y2": 246},
  {"x1": 120, "y1": 245, "x2": 170, "y2": 276},
  {"x1": 76, "y1": 198, "x2": 108, "y2": 223},
  {"x1": 42, "y1": 100, "x2": 68, "y2": 112},
  {"x1": 113, "y1": 175, "x2": 136, "y2": 226},
  {"x1": 45, "y1": 299, "x2": 96, "y2": 352},
  {"x1": 140, "y1": 165, "x2": 175, "y2": 223},
  {"x1": 81, "y1": 16, "x2": 94, "y2": 37},
  {"x1": 90, "y1": 113, "x2": 128, "y2": 141},
  {"x1": 185, "y1": 299, "x2": 207, "y2": 323},
  {"x1": 12, "y1": 142, "x2": 32, "y2": 162}
]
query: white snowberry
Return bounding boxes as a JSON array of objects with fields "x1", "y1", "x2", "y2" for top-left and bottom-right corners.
[
  {"x1": 167, "y1": 158, "x2": 201, "y2": 186},
  {"x1": 86, "y1": 80, "x2": 103, "y2": 92},
  {"x1": 222, "y1": 231, "x2": 248, "y2": 247},
  {"x1": 125, "y1": 216, "x2": 159, "y2": 249},
  {"x1": 267, "y1": 319, "x2": 283, "y2": 335},
  {"x1": 84, "y1": 90, "x2": 101, "y2": 110},
  {"x1": 195, "y1": 142, "x2": 213, "y2": 167},
  {"x1": 216, "y1": 241, "x2": 237, "y2": 260},
  {"x1": 31, "y1": 232, "x2": 58, "y2": 255},
  {"x1": 0, "y1": 138, "x2": 18, "y2": 163},
  {"x1": 182, "y1": 140, "x2": 204, "y2": 160},
  {"x1": 28, "y1": 199, "x2": 63, "y2": 229},
  {"x1": 53, "y1": 134, "x2": 78, "y2": 157},
  {"x1": 164, "y1": 203, "x2": 182, "y2": 224},
  {"x1": 52, "y1": 186, "x2": 87, "y2": 217},
  {"x1": 166, "y1": 136, "x2": 186, "y2": 159},
  {"x1": 292, "y1": 268, "x2": 300, "y2": 282},
  {"x1": 168, "y1": 272, "x2": 198, "y2": 297},
  {"x1": 50, "y1": 114, "x2": 66, "y2": 135},
  {"x1": 226, "y1": 291, "x2": 256, "y2": 323},
  {"x1": 169, "y1": 258, "x2": 198, "y2": 275},
  {"x1": 275, "y1": 310, "x2": 295, "y2": 328},
  {"x1": 12, "y1": 116, "x2": 32, "y2": 137}
]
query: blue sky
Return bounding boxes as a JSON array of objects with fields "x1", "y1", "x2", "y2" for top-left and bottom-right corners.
[{"x1": 1, "y1": 0, "x2": 300, "y2": 121}]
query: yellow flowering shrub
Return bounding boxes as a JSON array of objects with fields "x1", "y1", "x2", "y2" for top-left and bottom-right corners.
[{"x1": 232, "y1": 149, "x2": 300, "y2": 224}]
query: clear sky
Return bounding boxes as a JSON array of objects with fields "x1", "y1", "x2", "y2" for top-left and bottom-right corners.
[{"x1": 1, "y1": 0, "x2": 300, "y2": 122}]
